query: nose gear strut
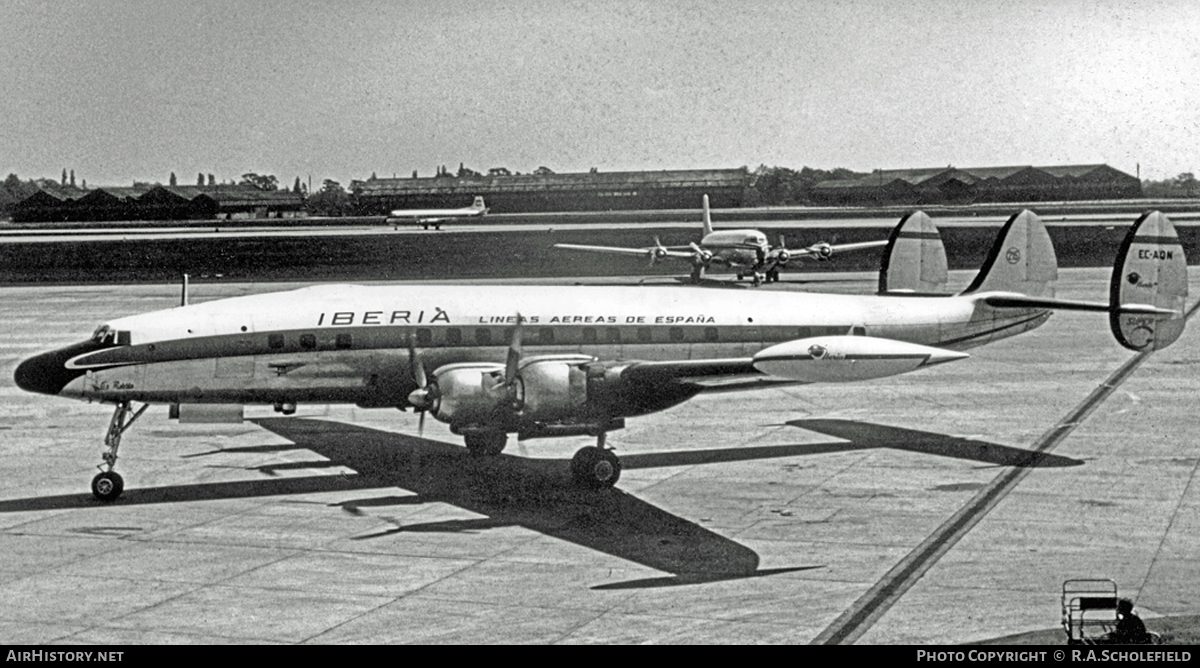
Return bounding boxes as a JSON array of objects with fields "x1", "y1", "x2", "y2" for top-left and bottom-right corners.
[{"x1": 92, "y1": 401, "x2": 149, "y2": 501}]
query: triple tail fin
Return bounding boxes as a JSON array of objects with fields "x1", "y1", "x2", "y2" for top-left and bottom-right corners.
[
  {"x1": 1109, "y1": 211, "x2": 1188, "y2": 351},
  {"x1": 878, "y1": 211, "x2": 948, "y2": 294},
  {"x1": 973, "y1": 210, "x2": 1188, "y2": 352},
  {"x1": 960, "y1": 210, "x2": 1057, "y2": 297}
]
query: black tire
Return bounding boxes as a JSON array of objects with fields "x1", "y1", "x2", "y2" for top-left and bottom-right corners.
[
  {"x1": 464, "y1": 432, "x2": 507, "y2": 456},
  {"x1": 91, "y1": 471, "x2": 124, "y2": 502},
  {"x1": 571, "y1": 446, "x2": 621, "y2": 489}
]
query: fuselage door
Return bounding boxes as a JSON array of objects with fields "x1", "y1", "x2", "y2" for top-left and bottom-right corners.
[{"x1": 210, "y1": 313, "x2": 257, "y2": 379}]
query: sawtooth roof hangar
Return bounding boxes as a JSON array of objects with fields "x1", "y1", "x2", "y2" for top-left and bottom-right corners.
[
  {"x1": 353, "y1": 168, "x2": 751, "y2": 214},
  {"x1": 811, "y1": 164, "x2": 1142, "y2": 206}
]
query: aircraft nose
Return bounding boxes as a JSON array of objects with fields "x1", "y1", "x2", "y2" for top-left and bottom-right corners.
[{"x1": 13, "y1": 343, "x2": 90, "y2": 396}]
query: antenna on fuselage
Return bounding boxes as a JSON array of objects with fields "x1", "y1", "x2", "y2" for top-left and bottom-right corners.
[{"x1": 180, "y1": 273, "x2": 189, "y2": 307}]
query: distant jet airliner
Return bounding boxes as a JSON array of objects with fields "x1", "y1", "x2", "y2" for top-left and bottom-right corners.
[
  {"x1": 13, "y1": 210, "x2": 1187, "y2": 501},
  {"x1": 387, "y1": 196, "x2": 488, "y2": 229},
  {"x1": 554, "y1": 195, "x2": 888, "y2": 285}
]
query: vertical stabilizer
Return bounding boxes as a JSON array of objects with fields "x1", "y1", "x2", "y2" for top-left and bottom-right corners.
[
  {"x1": 1110, "y1": 211, "x2": 1188, "y2": 351},
  {"x1": 960, "y1": 210, "x2": 1057, "y2": 297},
  {"x1": 701, "y1": 194, "x2": 713, "y2": 237},
  {"x1": 878, "y1": 211, "x2": 948, "y2": 293}
]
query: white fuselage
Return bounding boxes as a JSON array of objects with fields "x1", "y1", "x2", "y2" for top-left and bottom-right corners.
[
  {"x1": 386, "y1": 206, "x2": 486, "y2": 220},
  {"x1": 48, "y1": 284, "x2": 1048, "y2": 406},
  {"x1": 699, "y1": 229, "x2": 770, "y2": 270}
]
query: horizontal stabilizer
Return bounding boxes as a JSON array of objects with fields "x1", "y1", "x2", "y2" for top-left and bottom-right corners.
[{"x1": 982, "y1": 294, "x2": 1179, "y2": 316}]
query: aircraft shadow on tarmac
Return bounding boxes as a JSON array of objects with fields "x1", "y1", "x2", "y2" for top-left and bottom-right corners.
[
  {"x1": 782, "y1": 419, "x2": 1083, "y2": 468},
  {"x1": 0, "y1": 416, "x2": 1076, "y2": 588}
]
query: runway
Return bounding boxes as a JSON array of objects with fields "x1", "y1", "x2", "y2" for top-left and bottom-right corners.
[{"x1": 1, "y1": 269, "x2": 1197, "y2": 644}]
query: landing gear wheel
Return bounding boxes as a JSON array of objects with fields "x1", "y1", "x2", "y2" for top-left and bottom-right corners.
[
  {"x1": 571, "y1": 446, "x2": 621, "y2": 489},
  {"x1": 91, "y1": 471, "x2": 124, "y2": 502},
  {"x1": 767, "y1": 269, "x2": 780, "y2": 283},
  {"x1": 464, "y1": 432, "x2": 507, "y2": 456}
]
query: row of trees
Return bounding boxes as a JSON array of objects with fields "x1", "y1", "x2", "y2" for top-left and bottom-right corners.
[
  {"x1": 5, "y1": 167, "x2": 1199, "y2": 218},
  {"x1": 1142, "y1": 173, "x2": 1200, "y2": 198}
]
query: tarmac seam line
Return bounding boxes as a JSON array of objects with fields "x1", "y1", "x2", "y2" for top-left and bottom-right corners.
[{"x1": 812, "y1": 299, "x2": 1200, "y2": 645}]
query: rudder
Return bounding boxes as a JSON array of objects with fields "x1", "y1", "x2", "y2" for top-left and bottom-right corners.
[
  {"x1": 878, "y1": 210, "x2": 948, "y2": 293},
  {"x1": 1110, "y1": 211, "x2": 1188, "y2": 351},
  {"x1": 960, "y1": 210, "x2": 1057, "y2": 297}
]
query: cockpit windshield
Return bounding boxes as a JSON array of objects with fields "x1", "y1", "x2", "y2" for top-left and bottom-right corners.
[{"x1": 90, "y1": 324, "x2": 130, "y2": 346}]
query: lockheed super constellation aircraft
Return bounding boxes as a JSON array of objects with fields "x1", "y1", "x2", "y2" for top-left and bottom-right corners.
[
  {"x1": 13, "y1": 211, "x2": 1187, "y2": 501},
  {"x1": 554, "y1": 195, "x2": 888, "y2": 285},
  {"x1": 386, "y1": 196, "x2": 488, "y2": 229}
]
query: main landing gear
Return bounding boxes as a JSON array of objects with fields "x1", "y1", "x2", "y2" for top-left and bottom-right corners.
[
  {"x1": 463, "y1": 430, "x2": 622, "y2": 489},
  {"x1": 92, "y1": 401, "x2": 148, "y2": 502},
  {"x1": 570, "y1": 431, "x2": 621, "y2": 489},
  {"x1": 464, "y1": 431, "x2": 507, "y2": 456}
]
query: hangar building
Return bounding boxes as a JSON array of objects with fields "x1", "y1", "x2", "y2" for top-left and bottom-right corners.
[
  {"x1": 353, "y1": 168, "x2": 751, "y2": 214},
  {"x1": 12, "y1": 184, "x2": 304, "y2": 222},
  {"x1": 810, "y1": 164, "x2": 1141, "y2": 206}
]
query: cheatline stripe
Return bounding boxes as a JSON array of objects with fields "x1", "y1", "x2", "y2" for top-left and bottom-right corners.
[
  {"x1": 895, "y1": 231, "x2": 943, "y2": 240},
  {"x1": 811, "y1": 298, "x2": 1200, "y2": 645},
  {"x1": 1131, "y1": 236, "x2": 1183, "y2": 245}
]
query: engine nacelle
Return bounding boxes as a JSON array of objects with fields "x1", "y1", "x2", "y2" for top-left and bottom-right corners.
[
  {"x1": 425, "y1": 362, "x2": 506, "y2": 425},
  {"x1": 752, "y1": 335, "x2": 968, "y2": 383},
  {"x1": 515, "y1": 355, "x2": 593, "y2": 421},
  {"x1": 419, "y1": 354, "x2": 694, "y2": 433}
]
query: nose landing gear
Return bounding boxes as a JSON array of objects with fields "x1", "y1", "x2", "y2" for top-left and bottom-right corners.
[{"x1": 91, "y1": 401, "x2": 148, "y2": 502}]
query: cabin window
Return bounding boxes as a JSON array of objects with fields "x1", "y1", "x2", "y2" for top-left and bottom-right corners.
[
  {"x1": 637, "y1": 328, "x2": 652, "y2": 343},
  {"x1": 475, "y1": 328, "x2": 492, "y2": 345},
  {"x1": 851, "y1": 326, "x2": 866, "y2": 336},
  {"x1": 582, "y1": 328, "x2": 597, "y2": 344},
  {"x1": 538, "y1": 328, "x2": 555, "y2": 344},
  {"x1": 704, "y1": 327, "x2": 719, "y2": 342},
  {"x1": 416, "y1": 328, "x2": 432, "y2": 346},
  {"x1": 336, "y1": 333, "x2": 353, "y2": 349},
  {"x1": 604, "y1": 327, "x2": 621, "y2": 343},
  {"x1": 669, "y1": 327, "x2": 685, "y2": 342},
  {"x1": 300, "y1": 334, "x2": 316, "y2": 349},
  {"x1": 268, "y1": 333, "x2": 284, "y2": 349},
  {"x1": 446, "y1": 328, "x2": 462, "y2": 345}
]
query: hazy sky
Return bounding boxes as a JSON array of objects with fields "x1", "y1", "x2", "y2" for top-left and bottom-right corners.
[{"x1": 3, "y1": 0, "x2": 1197, "y2": 187}]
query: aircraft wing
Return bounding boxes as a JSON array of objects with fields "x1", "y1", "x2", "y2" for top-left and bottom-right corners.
[
  {"x1": 792, "y1": 239, "x2": 888, "y2": 260},
  {"x1": 553, "y1": 243, "x2": 697, "y2": 261}
]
